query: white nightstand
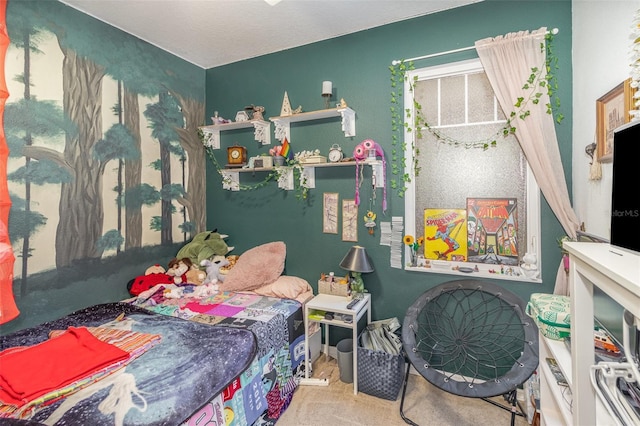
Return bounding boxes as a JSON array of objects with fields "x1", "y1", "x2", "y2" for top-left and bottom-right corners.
[{"x1": 304, "y1": 293, "x2": 371, "y2": 394}]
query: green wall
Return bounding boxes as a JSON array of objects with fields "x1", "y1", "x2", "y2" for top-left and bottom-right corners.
[{"x1": 205, "y1": 1, "x2": 573, "y2": 325}]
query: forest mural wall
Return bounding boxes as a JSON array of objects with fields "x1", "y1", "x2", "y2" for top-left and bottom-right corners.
[{"x1": 1, "y1": 0, "x2": 206, "y2": 334}]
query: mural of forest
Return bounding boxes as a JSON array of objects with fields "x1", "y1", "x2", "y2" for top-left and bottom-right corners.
[{"x1": 1, "y1": 0, "x2": 207, "y2": 334}]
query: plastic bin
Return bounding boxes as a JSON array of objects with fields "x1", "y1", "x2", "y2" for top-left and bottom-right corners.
[{"x1": 336, "y1": 338, "x2": 353, "y2": 383}]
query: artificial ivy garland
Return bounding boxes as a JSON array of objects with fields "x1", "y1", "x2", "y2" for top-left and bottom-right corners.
[{"x1": 389, "y1": 32, "x2": 563, "y2": 197}]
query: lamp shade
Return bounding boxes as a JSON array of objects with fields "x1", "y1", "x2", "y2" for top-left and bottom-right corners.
[{"x1": 339, "y1": 245, "x2": 374, "y2": 273}]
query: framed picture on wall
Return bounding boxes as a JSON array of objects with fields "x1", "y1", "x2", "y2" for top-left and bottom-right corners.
[
  {"x1": 323, "y1": 193, "x2": 339, "y2": 234},
  {"x1": 596, "y1": 78, "x2": 635, "y2": 162},
  {"x1": 341, "y1": 199, "x2": 358, "y2": 242}
]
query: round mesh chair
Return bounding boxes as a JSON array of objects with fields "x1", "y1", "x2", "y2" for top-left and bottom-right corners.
[{"x1": 400, "y1": 279, "x2": 539, "y2": 425}]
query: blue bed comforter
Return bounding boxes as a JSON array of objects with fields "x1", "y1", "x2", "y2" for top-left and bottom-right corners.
[{"x1": 0, "y1": 302, "x2": 257, "y2": 425}]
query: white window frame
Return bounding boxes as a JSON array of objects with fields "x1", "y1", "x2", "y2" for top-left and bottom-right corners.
[{"x1": 403, "y1": 59, "x2": 541, "y2": 283}]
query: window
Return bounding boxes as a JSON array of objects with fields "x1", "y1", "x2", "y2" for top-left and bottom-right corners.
[{"x1": 404, "y1": 59, "x2": 541, "y2": 282}]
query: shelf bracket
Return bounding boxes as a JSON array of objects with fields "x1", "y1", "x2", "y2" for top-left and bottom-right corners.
[
  {"x1": 272, "y1": 120, "x2": 289, "y2": 142},
  {"x1": 202, "y1": 129, "x2": 220, "y2": 149},
  {"x1": 221, "y1": 171, "x2": 240, "y2": 191},
  {"x1": 367, "y1": 160, "x2": 384, "y2": 188},
  {"x1": 338, "y1": 107, "x2": 356, "y2": 137},
  {"x1": 276, "y1": 166, "x2": 294, "y2": 190},
  {"x1": 301, "y1": 166, "x2": 316, "y2": 189},
  {"x1": 253, "y1": 121, "x2": 271, "y2": 145}
]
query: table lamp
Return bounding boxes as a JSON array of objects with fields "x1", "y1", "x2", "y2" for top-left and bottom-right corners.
[{"x1": 339, "y1": 245, "x2": 374, "y2": 295}]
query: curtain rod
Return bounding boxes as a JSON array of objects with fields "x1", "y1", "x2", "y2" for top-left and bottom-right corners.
[{"x1": 391, "y1": 28, "x2": 559, "y2": 66}]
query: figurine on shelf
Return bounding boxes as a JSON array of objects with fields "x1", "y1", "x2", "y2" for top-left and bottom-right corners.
[
  {"x1": 235, "y1": 111, "x2": 249, "y2": 122},
  {"x1": 252, "y1": 106, "x2": 265, "y2": 121},
  {"x1": 281, "y1": 92, "x2": 292, "y2": 116},
  {"x1": 243, "y1": 104, "x2": 256, "y2": 120},
  {"x1": 211, "y1": 111, "x2": 230, "y2": 125}
]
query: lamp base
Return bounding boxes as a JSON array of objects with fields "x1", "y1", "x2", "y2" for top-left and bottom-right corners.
[
  {"x1": 323, "y1": 94, "x2": 332, "y2": 109},
  {"x1": 349, "y1": 271, "x2": 366, "y2": 294}
]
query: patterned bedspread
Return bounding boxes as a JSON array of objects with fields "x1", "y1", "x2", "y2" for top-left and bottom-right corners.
[
  {"x1": 128, "y1": 286, "x2": 305, "y2": 426},
  {"x1": 0, "y1": 303, "x2": 257, "y2": 425}
]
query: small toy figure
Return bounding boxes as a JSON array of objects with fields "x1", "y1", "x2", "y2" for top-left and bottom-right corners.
[
  {"x1": 364, "y1": 211, "x2": 377, "y2": 235},
  {"x1": 201, "y1": 255, "x2": 230, "y2": 285},
  {"x1": 252, "y1": 105, "x2": 265, "y2": 121}
]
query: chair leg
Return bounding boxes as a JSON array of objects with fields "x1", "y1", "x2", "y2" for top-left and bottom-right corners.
[
  {"x1": 399, "y1": 358, "x2": 419, "y2": 426},
  {"x1": 480, "y1": 390, "x2": 526, "y2": 425}
]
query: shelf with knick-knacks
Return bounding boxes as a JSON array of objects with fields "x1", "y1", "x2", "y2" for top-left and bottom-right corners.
[
  {"x1": 269, "y1": 99, "x2": 356, "y2": 142},
  {"x1": 219, "y1": 159, "x2": 384, "y2": 193},
  {"x1": 199, "y1": 110, "x2": 271, "y2": 149}
]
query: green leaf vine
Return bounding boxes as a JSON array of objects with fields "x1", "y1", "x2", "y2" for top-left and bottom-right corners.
[{"x1": 389, "y1": 31, "x2": 563, "y2": 198}]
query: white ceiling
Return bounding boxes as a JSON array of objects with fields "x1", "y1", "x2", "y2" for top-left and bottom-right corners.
[{"x1": 60, "y1": 0, "x2": 480, "y2": 69}]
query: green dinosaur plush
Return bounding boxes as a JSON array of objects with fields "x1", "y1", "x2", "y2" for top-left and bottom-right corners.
[{"x1": 176, "y1": 230, "x2": 233, "y2": 265}]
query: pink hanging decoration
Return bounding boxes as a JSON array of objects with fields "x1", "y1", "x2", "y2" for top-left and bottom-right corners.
[{"x1": 353, "y1": 139, "x2": 387, "y2": 213}]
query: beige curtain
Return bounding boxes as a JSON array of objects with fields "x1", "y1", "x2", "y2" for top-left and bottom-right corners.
[{"x1": 475, "y1": 28, "x2": 579, "y2": 295}]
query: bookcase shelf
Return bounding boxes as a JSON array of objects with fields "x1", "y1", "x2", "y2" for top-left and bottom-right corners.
[{"x1": 538, "y1": 242, "x2": 640, "y2": 425}]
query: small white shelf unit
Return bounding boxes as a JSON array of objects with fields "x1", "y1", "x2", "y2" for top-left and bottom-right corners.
[
  {"x1": 200, "y1": 119, "x2": 271, "y2": 148},
  {"x1": 269, "y1": 106, "x2": 356, "y2": 141},
  {"x1": 538, "y1": 242, "x2": 640, "y2": 425}
]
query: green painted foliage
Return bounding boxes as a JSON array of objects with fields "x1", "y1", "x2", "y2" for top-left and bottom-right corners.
[
  {"x1": 93, "y1": 124, "x2": 140, "y2": 163},
  {"x1": 124, "y1": 183, "x2": 161, "y2": 209},
  {"x1": 7, "y1": 159, "x2": 73, "y2": 185}
]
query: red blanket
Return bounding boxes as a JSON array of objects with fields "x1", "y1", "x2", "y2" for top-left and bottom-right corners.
[{"x1": 0, "y1": 326, "x2": 129, "y2": 407}]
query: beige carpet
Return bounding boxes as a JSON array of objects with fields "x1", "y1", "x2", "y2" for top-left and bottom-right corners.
[{"x1": 277, "y1": 355, "x2": 531, "y2": 426}]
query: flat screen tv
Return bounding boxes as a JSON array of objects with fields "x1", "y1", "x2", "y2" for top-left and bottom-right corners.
[{"x1": 610, "y1": 120, "x2": 640, "y2": 254}]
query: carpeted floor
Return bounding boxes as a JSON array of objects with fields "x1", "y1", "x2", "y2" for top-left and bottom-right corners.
[{"x1": 278, "y1": 355, "x2": 532, "y2": 426}]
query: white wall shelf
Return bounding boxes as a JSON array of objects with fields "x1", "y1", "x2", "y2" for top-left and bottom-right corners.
[
  {"x1": 200, "y1": 119, "x2": 271, "y2": 148},
  {"x1": 538, "y1": 242, "x2": 640, "y2": 425},
  {"x1": 218, "y1": 160, "x2": 384, "y2": 192},
  {"x1": 269, "y1": 106, "x2": 356, "y2": 141}
]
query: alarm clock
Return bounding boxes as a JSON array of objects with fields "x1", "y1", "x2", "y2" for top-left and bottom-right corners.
[
  {"x1": 328, "y1": 144, "x2": 343, "y2": 163},
  {"x1": 226, "y1": 145, "x2": 247, "y2": 168}
]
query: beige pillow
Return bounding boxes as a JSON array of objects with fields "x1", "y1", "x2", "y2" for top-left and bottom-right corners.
[
  {"x1": 252, "y1": 275, "x2": 313, "y2": 301},
  {"x1": 220, "y1": 241, "x2": 286, "y2": 292}
]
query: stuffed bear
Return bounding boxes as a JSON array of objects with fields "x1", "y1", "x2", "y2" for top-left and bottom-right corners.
[{"x1": 201, "y1": 255, "x2": 230, "y2": 285}]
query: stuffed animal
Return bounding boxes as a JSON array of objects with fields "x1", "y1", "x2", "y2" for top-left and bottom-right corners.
[
  {"x1": 128, "y1": 264, "x2": 170, "y2": 296},
  {"x1": 166, "y1": 257, "x2": 192, "y2": 285},
  {"x1": 186, "y1": 264, "x2": 206, "y2": 285},
  {"x1": 145, "y1": 264, "x2": 166, "y2": 275},
  {"x1": 193, "y1": 282, "x2": 219, "y2": 298},
  {"x1": 201, "y1": 255, "x2": 230, "y2": 285},
  {"x1": 176, "y1": 230, "x2": 234, "y2": 266}
]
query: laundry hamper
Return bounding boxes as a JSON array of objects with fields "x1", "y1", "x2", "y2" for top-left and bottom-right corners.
[{"x1": 357, "y1": 332, "x2": 405, "y2": 400}]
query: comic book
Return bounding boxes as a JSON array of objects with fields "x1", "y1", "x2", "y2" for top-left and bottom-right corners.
[
  {"x1": 466, "y1": 198, "x2": 518, "y2": 265},
  {"x1": 423, "y1": 209, "x2": 467, "y2": 261}
]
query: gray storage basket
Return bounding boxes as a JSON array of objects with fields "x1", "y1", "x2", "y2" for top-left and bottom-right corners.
[{"x1": 357, "y1": 335, "x2": 406, "y2": 400}]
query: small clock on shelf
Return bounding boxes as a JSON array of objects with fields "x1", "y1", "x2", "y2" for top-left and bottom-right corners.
[
  {"x1": 328, "y1": 143, "x2": 343, "y2": 163},
  {"x1": 226, "y1": 145, "x2": 247, "y2": 168}
]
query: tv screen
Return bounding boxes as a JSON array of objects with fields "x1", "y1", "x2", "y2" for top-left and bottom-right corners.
[{"x1": 610, "y1": 120, "x2": 640, "y2": 254}]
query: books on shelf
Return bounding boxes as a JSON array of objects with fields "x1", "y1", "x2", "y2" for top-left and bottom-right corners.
[{"x1": 546, "y1": 357, "x2": 569, "y2": 387}]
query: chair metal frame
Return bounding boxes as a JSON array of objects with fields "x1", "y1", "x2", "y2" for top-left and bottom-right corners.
[{"x1": 400, "y1": 279, "x2": 539, "y2": 425}]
